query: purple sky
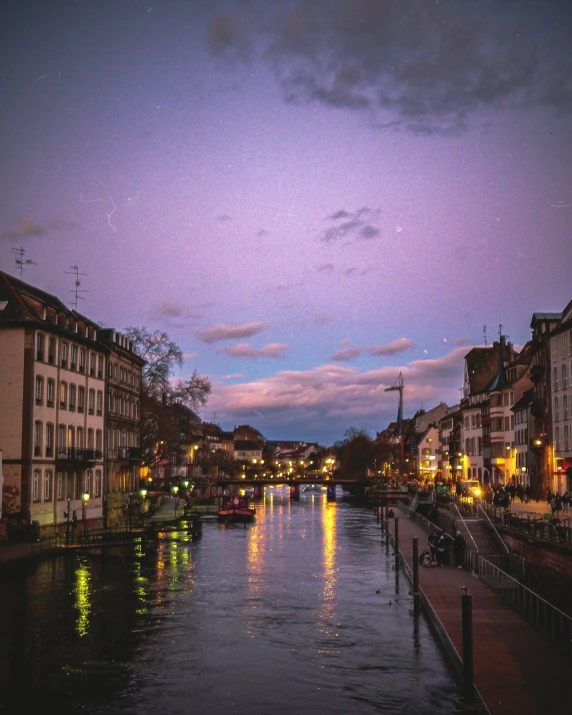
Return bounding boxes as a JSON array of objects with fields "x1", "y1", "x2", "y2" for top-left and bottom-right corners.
[{"x1": 1, "y1": 0, "x2": 571, "y2": 445}]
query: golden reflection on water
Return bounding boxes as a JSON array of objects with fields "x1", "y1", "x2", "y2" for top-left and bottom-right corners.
[
  {"x1": 317, "y1": 497, "x2": 338, "y2": 656},
  {"x1": 74, "y1": 557, "x2": 91, "y2": 637}
]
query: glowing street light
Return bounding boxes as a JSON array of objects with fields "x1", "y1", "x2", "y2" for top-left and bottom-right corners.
[{"x1": 82, "y1": 492, "x2": 90, "y2": 536}]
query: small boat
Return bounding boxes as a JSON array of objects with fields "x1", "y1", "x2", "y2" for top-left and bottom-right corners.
[
  {"x1": 302, "y1": 485, "x2": 324, "y2": 493},
  {"x1": 218, "y1": 494, "x2": 256, "y2": 523}
]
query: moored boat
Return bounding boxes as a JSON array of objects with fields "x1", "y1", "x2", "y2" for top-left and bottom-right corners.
[{"x1": 218, "y1": 494, "x2": 256, "y2": 523}]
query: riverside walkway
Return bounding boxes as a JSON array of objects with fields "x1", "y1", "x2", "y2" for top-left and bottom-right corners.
[{"x1": 388, "y1": 506, "x2": 570, "y2": 715}]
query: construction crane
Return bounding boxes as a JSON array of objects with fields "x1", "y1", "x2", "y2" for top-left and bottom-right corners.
[{"x1": 385, "y1": 372, "x2": 405, "y2": 479}]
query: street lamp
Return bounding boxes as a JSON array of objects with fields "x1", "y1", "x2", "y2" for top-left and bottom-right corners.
[
  {"x1": 172, "y1": 485, "x2": 179, "y2": 517},
  {"x1": 82, "y1": 492, "x2": 90, "y2": 537},
  {"x1": 139, "y1": 488, "x2": 147, "y2": 521},
  {"x1": 65, "y1": 496, "x2": 71, "y2": 546}
]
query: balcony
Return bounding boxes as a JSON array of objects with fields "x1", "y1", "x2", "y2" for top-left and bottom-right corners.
[
  {"x1": 55, "y1": 448, "x2": 102, "y2": 466},
  {"x1": 117, "y1": 446, "x2": 142, "y2": 461}
]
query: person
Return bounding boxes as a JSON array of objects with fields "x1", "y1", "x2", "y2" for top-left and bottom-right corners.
[
  {"x1": 562, "y1": 492, "x2": 570, "y2": 514},
  {"x1": 436, "y1": 530, "x2": 448, "y2": 567},
  {"x1": 428, "y1": 530, "x2": 439, "y2": 562},
  {"x1": 524, "y1": 485, "x2": 531, "y2": 504},
  {"x1": 419, "y1": 549, "x2": 433, "y2": 567},
  {"x1": 516, "y1": 484, "x2": 524, "y2": 503},
  {"x1": 453, "y1": 530, "x2": 465, "y2": 569}
]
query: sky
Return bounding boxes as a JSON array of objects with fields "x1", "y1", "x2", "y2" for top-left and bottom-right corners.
[{"x1": 1, "y1": 0, "x2": 571, "y2": 446}]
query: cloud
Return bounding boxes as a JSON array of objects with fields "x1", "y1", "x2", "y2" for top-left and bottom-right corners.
[
  {"x1": 2, "y1": 218, "x2": 76, "y2": 240},
  {"x1": 257, "y1": 229, "x2": 270, "y2": 237},
  {"x1": 207, "y1": 13, "x2": 252, "y2": 59},
  {"x1": 312, "y1": 312, "x2": 334, "y2": 324},
  {"x1": 216, "y1": 342, "x2": 288, "y2": 358},
  {"x1": 196, "y1": 321, "x2": 270, "y2": 343},
  {"x1": 331, "y1": 347, "x2": 361, "y2": 362},
  {"x1": 182, "y1": 352, "x2": 199, "y2": 360},
  {"x1": 216, "y1": 214, "x2": 233, "y2": 222},
  {"x1": 316, "y1": 262, "x2": 334, "y2": 273},
  {"x1": 321, "y1": 206, "x2": 382, "y2": 243},
  {"x1": 369, "y1": 338, "x2": 415, "y2": 356},
  {"x1": 205, "y1": 346, "x2": 471, "y2": 442},
  {"x1": 215, "y1": 1, "x2": 572, "y2": 135},
  {"x1": 150, "y1": 300, "x2": 198, "y2": 327}
]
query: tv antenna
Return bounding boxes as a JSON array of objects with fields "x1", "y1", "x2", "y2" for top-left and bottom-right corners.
[
  {"x1": 483, "y1": 324, "x2": 488, "y2": 348},
  {"x1": 11, "y1": 247, "x2": 36, "y2": 278},
  {"x1": 65, "y1": 265, "x2": 88, "y2": 310}
]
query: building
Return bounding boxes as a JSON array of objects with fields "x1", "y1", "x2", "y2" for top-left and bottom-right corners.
[
  {"x1": 99, "y1": 329, "x2": 145, "y2": 527},
  {"x1": 0, "y1": 271, "x2": 109, "y2": 535},
  {"x1": 548, "y1": 300, "x2": 572, "y2": 493}
]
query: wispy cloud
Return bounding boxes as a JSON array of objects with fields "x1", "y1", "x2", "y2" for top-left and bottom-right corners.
[
  {"x1": 206, "y1": 346, "x2": 471, "y2": 442},
  {"x1": 2, "y1": 218, "x2": 76, "y2": 240},
  {"x1": 197, "y1": 322, "x2": 270, "y2": 343},
  {"x1": 331, "y1": 347, "x2": 361, "y2": 362},
  {"x1": 369, "y1": 338, "x2": 415, "y2": 357},
  {"x1": 216, "y1": 342, "x2": 288, "y2": 358}
]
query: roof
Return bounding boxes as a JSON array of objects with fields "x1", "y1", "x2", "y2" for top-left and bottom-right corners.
[
  {"x1": 234, "y1": 440, "x2": 262, "y2": 451},
  {"x1": 512, "y1": 389, "x2": 533, "y2": 412}
]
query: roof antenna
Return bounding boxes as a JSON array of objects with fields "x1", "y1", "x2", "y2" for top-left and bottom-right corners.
[
  {"x1": 11, "y1": 247, "x2": 37, "y2": 278},
  {"x1": 483, "y1": 324, "x2": 488, "y2": 348},
  {"x1": 65, "y1": 265, "x2": 88, "y2": 310}
]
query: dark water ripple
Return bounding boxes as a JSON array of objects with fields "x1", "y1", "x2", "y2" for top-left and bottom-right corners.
[{"x1": 0, "y1": 487, "x2": 459, "y2": 714}]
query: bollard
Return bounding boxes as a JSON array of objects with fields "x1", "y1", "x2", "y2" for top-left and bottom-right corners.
[
  {"x1": 412, "y1": 537, "x2": 420, "y2": 611},
  {"x1": 461, "y1": 588, "x2": 475, "y2": 705},
  {"x1": 394, "y1": 517, "x2": 399, "y2": 569}
]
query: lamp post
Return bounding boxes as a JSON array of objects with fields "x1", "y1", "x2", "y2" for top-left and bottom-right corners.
[
  {"x1": 128, "y1": 492, "x2": 133, "y2": 530},
  {"x1": 139, "y1": 488, "x2": 147, "y2": 521},
  {"x1": 82, "y1": 492, "x2": 89, "y2": 537},
  {"x1": 65, "y1": 496, "x2": 71, "y2": 546},
  {"x1": 172, "y1": 485, "x2": 179, "y2": 518}
]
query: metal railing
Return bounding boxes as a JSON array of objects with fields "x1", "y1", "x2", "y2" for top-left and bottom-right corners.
[
  {"x1": 449, "y1": 501, "x2": 480, "y2": 573},
  {"x1": 478, "y1": 555, "x2": 572, "y2": 654},
  {"x1": 477, "y1": 503, "x2": 509, "y2": 555}
]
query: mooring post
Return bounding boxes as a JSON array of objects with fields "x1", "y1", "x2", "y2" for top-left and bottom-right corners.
[
  {"x1": 461, "y1": 588, "x2": 475, "y2": 706},
  {"x1": 413, "y1": 537, "x2": 420, "y2": 611},
  {"x1": 394, "y1": 517, "x2": 399, "y2": 569}
]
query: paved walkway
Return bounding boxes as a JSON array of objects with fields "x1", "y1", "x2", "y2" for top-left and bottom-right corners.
[{"x1": 388, "y1": 508, "x2": 570, "y2": 715}]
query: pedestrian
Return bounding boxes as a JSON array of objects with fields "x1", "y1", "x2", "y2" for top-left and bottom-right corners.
[
  {"x1": 72, "y1": 510, "x2": 78, "y2": 529},
  {"x1": 436, "y1": 530, "x2": 448, "y2": 567},
  {"x1": 453, "y1": 530, "x2": 466, "y2": 569},
  {"x1": 524, "y1": 485, "x2": 531, "y2": 504},
  {"x1": 428, "y1": 530, "x2": 439, "y2": 562},
  {"x1": 516, "y1": 484, "x2": 524, "y2": 503},
  {"x1": 562, "y1": 492, "x2": 570, "y2": 514}
]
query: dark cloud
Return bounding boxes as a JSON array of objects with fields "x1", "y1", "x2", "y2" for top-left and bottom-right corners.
[
  {"x1": 321, "y1": 206, "x2": 381, "y2": 243},
  {"x1": 257, "y1": 229, "x2": 270, "y2": 237},
  {"x1": 316, "y1": 263, "x2": 334, "y2": 273},
  {"x1": 216, "y1": 214, "x2": 233, "y2": 223},
  {"x1": 2, "y1": 218, "x2": 76, "y2": 240},
  {"x1": 197, "y1": 321, "x2": 270, "y2": 343},
  {"x1": 218, "y1": 0, "x2": 572, "y2": 134}
]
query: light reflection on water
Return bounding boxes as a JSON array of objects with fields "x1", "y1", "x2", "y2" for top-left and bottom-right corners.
[{"x1": 0, "y1": 486, "x2": 459, "y2": 714}]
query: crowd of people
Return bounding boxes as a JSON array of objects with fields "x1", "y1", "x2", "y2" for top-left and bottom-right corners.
[{"x1": 419, "y1": 528, "x2": 466, "y2": 569}]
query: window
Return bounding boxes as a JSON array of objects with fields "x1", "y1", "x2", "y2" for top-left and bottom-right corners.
[
  {"x1": 70, "y1": 345, "x2": 77, "y2": 370},
  {"x1": 77, "y1": 427, "x2": 84, "y2": 449},
  {"x1": 58, "y1": 424, "x2": 66, "y2": 451},
  {"x1": 564, "y1": 425, "x2": 570, "y2": 452},
  {"x1": 90, "y1": 352, "x2": 96, "y2": 376},
  {"x1": 61, "y1": 341, "x2": 68, "y2": 368},
  {"x1": 98, "y1": 355, "x2": 103, "y2": 378},
  {"x1": 68, "y1": 384, "x2": 76, "y2": 411},
  {"x1": 88, "y1": 388, "x2": 95, "y2": 414},
  {"x1": 563, "y1": 364, "x2": 568, "y2": 389},
  {"x1": 46, "y1": 423, "x2": 54, "y2": 457},
  {"x1": 35, "y1": 376, "x2": 43, "y2": 405},
  {"x1": 85, "y1": 470, "x2": 92, "y2": 496},
  {"x1": 48, "y1": 337, "x2": 55, "y2": 364},
  {"x1": 96, "y1": 430, "x2": 103, "y2": 453},
  {"x1": 114, "y1": 363, "x2": 118, "y2": 380},
  {"x1": 96, "y1": 390, "x2": 103, "y2": 416},
  {"x1": 554, "y1": 397, "x2": 560, "y2": 421},
  {"x1": 44, "y1": 470, "x2": 52, "y2": 501},
  {"x1": 34, "y1": 421, "x2": 42, "y2": 456},
  {"x1": 554, "y1": 367, "x2": 559, "y2": 391},
  {"x1": 87, "y1": 428, "x2": 94, "y2": 449},
  {"x1": 60, "y1": 382, "x2": 67, "y2": 409},
  {"x1": 564, "y1": 395, "x2": 569, "y2": 421},
  {"x1": 555, "y1": 427, "x2": 561, "y2": 451},
  {"x1": 79, "y1": 348, "x2": 86, "y2": 373},
  {"x1": 36, "y1": 333, "x2": 44, "y2": 361},
  {"x1": 78, "y1": 386, "x2": 85, "y2": 413},
  {"x1": 94, "y1": 470, "x2": 102, "y2": 497},
  {"x1": 57, "y1": 472, "x2": 63, "y2": 500},
  {"x1": 47, "y1": 378, "x2": 55, "y2": 407},
  {"x1": 33, "y1": 471, "x2": 40, "y2": 501}
]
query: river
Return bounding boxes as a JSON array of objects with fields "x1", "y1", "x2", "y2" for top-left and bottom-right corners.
[{"x1": 0, "y1": 486, "x2": 459, "y2": 714}]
